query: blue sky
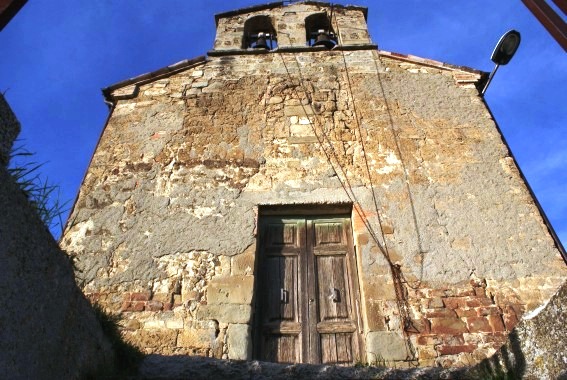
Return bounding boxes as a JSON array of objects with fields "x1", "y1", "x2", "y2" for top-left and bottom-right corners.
[{"x1": 1, "y1": 1, "x2": 565, "y2": 248}]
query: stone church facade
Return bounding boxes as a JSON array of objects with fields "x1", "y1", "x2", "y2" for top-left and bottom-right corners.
[{"x1": 60, "y1": 1, "x2": 566, "y2": 368}]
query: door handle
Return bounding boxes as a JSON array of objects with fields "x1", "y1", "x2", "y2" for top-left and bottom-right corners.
[
  {"x1": 280, "y1": 288, "x2": 289, "y2": 304},
  {"x1": 330, "y1": 288, "x2": 340, "y2": 303}
]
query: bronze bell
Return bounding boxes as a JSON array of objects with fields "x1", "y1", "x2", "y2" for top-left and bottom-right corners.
[
  {"x1": 253, "y1": 32, "x2": 270, "y2": 49},
  {"x1": 313, "y1": 29, "x2": 336, "y2": 48}
]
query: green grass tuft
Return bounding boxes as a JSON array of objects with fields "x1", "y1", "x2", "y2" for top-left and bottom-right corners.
[{"x1": 8, "y1": 143, "x2": 69, "y2": 235}]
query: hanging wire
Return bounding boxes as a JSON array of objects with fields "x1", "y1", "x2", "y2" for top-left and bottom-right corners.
[
  {"x1": 274, "y1": 6, "x2": 424, "y2": 360},
  {"x1": 276, "y1": 51, "x2": 385, "y2": 253},
  {"x1": 332, "y1": 9, "x2": 419, "y2": 361}
]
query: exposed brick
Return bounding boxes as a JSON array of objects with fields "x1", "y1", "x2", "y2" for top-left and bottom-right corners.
[
  {"x1": 439, "y1": 334, "x2": 465, "y2": 346},
  {"x1": 443, "y1": 297, "x2": 466, "y2": 310},
  {"x1": 409, "y1": 318, "x2": 430, "y2": 334},
  {"x1": 503, "y1": 312, "x2": 519, "y2": 331},
  {"x1": 145, "y1": 300, "x2": 164, "y2": 311},
  {"x1": 430, "y1": 289, "x2": 452, "y2": 297},
  {"x1": 453, "y1": 289, "x2": 475, "y2": 297},
  {"x1": 122, "y1": 301, "x2": 145, "y2": 312},
  {"x1": 131, "y1": 291, "x2": 151, "y2": 301},
  {"x1": 476, "y1": 306, "x2": 501, "y2": 316},
  {"x1": 474, "y1": 287, "x2": 486, "y2": 297},
  {"x1": 430, "y1": 318, "x2": 468, "y2": 334},
  {"x1": 466, "y1": 298, "x2": 493, "y2": 307},
  {"x1": 465, "y1": 317, "x2": 492, "y2": 333},
  {"x1": 487, "y1": 315, "x2": 505, "y2": 332},
  {"x1": 455, "y1": 308, "x2": 477, "y2": 318},
  {"x1": 429, "y1": 297, "x2": 444, "y2": 308},
  {"x1": 163, "y1": 302, "x2": 173, "y2": 311},
  {"x1": 416, "y1": 335, "x2": 437, "y2": 346},
  {"x1": 437, "y1": 344, "x2": 476, "y2": 355},
  {"x1": 425, "y1": 308, "x2": 457, "y2": 318}
]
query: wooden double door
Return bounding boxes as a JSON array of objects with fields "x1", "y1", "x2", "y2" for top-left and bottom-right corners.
[{"x1": 254, "y1": 214, "x2": 363, "y2": 364}]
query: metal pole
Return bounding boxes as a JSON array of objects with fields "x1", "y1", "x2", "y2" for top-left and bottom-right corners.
[{"x1": 481, "y1": 63, "x2": 500, "y2": 96}]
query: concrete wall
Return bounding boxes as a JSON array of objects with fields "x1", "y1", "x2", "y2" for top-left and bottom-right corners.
[
  {"x1": 60, "y1": 2, "x2": 566, "y2": 368},
  {"x1": 0, "y1": 94, "x2": 114, "y2": 379}
]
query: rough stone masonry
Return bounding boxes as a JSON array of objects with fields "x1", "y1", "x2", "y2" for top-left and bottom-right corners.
[{"x1": 60, "y1": 1, "x2": 566, "y2": 368}]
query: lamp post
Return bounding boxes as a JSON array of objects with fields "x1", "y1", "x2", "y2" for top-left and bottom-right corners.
[{"x1": 481, "y1": 30, "x2": 521, "y2": 96}]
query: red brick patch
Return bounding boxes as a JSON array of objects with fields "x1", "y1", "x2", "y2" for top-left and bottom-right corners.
[
  {"x1": 466, "y1": 298, "x2": 493, "y2": 308},
  {"x1": 503, "y1": 312, "x2": 519, "y2": 331},
  {"x1": 417, "y1": 335, "x2": 437, "y2": 346},
  {"x1": 121, "y1": 301, "x2": 145, "y2": 312},
  {"x1": 145, "y1": 300, "x2": 164, "y2": 311},
  {"x1": 453, "y1": 289, "x2": 475, "y2": 297},
  {"x1": 465, "y1": 317, "x2": 492, "y2": 333},
  {"x1": 409, "y1": 318, "x2": 431, "y2": 334},
  {"x1": 487, "y1": 315, "x2": 505, "y2": 332},
  {"x1": 476, "y1": 306, "x2": 501, "y2": 316},
  {"x1": 439, "y1": 334, "x2": 465, "y2": 346},
  {"x1": 131, "y1": 292, "x2": 151, "y2": 301},
  {"x1": 430, "y1": 318, "x2": 468, "y2": 334},
  {"x1": 425, "y1": 308, "x2": 457, "y2": 318},
  {"x1": 428, "y1": 297, "x2": 444, "y2": 308},
  {"x1": 474, "y1": 287, "x2": 486, "y2": 297},
  {"x1": 443, "y1": 297, "x2": 466, "y2": 310},
  {"x1": 430, "y1": 289, "x2": 452, "y2": 297},
  {"x1": 456, "y1": 308, "x2": 477, "y2": 318},
  {"x1": 437, "y1": 344, "x2": 476, "y2": 355}
]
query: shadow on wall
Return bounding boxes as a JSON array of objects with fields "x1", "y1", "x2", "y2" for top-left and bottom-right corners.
[
  {"x1": 134, "y1": 354, "x2": 471, "y2": 380},
  {"x1": 469, "y1": 279, "x2": 567, "y2": 380},
  {"x1": 0, "y1": 165, "x2": 126, "y2": 379},
  {"x1": 472, "y1": 330, "x2": 526, "y2": 380}
]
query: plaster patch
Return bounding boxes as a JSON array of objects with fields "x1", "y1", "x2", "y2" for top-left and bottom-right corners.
[{"x1": 66, "y1": 219, "x2": 94, "y2": 251}]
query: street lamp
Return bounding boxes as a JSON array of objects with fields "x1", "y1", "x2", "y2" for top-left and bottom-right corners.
[{"x1": 481, "y1": 30, "x2": 521, "y2": 96}]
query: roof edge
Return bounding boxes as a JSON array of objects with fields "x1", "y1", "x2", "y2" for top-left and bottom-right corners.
[
  {"x1": 101, "y1": 48, "x2": 488, "y2": 103},
  {"x1": 378, "y1": 50, "x2": 488, "y2": 76},
  {"x1": 215, "y1": 2, "x2": 284, "y2": 25},
  {"x1": 214, "y1": 1, "x2": 368, "y2": 25},
  {"x1": 102, "y1": 56, "x2": 207, "y2": 101}
]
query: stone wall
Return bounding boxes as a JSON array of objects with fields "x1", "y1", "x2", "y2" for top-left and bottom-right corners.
[
  {"x1": 60, "y1": 2, "x2": 566, "y2": 369},
  {"x1": 214, "y1": 2, "x2": 370, "y2": 50},
  {"x1": 0, "y1": 95, "x2": 114, "y2": 379}
]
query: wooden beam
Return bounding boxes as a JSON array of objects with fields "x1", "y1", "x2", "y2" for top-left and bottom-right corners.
[
  {"x1": 522, "y1": 0, "x2": 567, "y2": 51},
  {"x1": 551, "y1": 0, "x2": 567, "y2": 15}
]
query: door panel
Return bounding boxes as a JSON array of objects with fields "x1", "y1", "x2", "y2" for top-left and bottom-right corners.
[
  {"x1": 316, "y1": 255, "x2": 350, "y2": 320},
  {"x1": 258, "y1": 219, "x2": 303, "y2": 363},
  {"x1": 263, "y1": 256, "x2": 298, "y2": 322},
  {"x1": 256, "y1": 214, "x2": 361, "y2": 365},
  {"x1": 321, "y1": 333, "x2": 354, "y2": 364},
  {"x1": 311, "y1": 218, "x2": 359, "y2": 364},
  {"x1": 263, "y1": 334, "x2": 298, "y2": 363}
]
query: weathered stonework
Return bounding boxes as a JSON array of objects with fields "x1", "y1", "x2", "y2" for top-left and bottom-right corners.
[{"x1": 60, "y1": 1, "x2": 566, "y2": 368}]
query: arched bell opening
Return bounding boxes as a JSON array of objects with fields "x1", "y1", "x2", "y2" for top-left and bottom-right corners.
[
  {"x1": 305, "y1": 13, "x2": 337, "y2": 49},
  {"x1": 243, "y1": 15, "x2": 278, "y2": 50}
]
